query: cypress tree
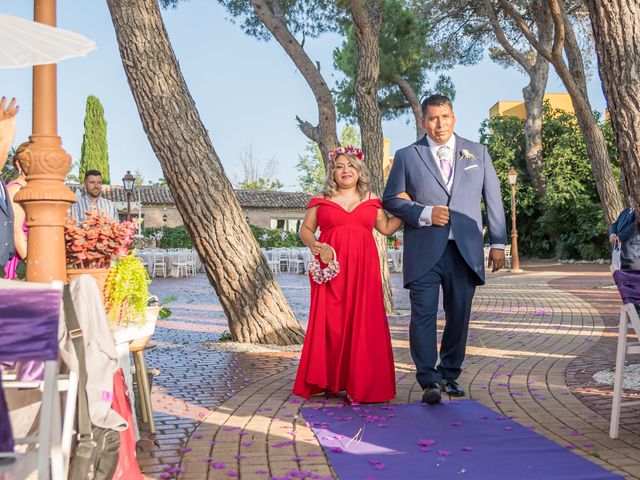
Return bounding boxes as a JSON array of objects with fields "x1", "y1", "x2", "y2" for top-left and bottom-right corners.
[{"x1": 79, "y1": 95, "x2": 110, "y2": 183}]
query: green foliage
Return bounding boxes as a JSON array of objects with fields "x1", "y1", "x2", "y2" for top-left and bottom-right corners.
[
  {"x1": 249, "y1": 224, "x2": 304, "y2": 248},
  {"x1": 79, "y1": 95, "x2": 110, "y2": 183},
  {"x1": 239, "y1": 178, "x2": 283, "y2": 191},
  {"x1": 104, "y1": 254, "x2": 151, "y2": 326},
  {"x1": 219, "y1": 331, "x2": 233, "y2": 342},
  {"x1": 143, "y1": 226, "x2": 193, "y2": 249},
  {"x1": 480, "y1": 103, "x2": 616, "y2": 260},
  {"x1": 333, "y1": 0, "x2": 455, "y2": 123},
  {"x1": 296, "y1": 125, "x2": 361, "y2": 194}
]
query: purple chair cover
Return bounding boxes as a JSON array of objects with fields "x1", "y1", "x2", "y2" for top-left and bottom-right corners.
[
  {"x1": 0, "y1": 288, "x2": 61, "y2": 454},
  {"x1": 613, "y1": 270, "x2": 640, "y2": 305}
]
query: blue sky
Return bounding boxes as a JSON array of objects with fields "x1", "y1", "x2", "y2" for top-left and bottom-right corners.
[{"x1": 2, "y1": 1, "x2": 607, "y2": 190}]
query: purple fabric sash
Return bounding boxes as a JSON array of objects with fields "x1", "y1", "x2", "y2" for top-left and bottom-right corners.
[
  {"x1": 613, "y1": 270, "x2": 640, "y2": 305},
  {"x1": 0, "y1": 289, "x2": 60, "y2": 362},
  {"x1": 0, "y1": 288, "x2": 61, "y2": 453}
]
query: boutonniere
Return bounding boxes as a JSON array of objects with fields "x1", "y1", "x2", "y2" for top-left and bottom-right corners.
[{"x1": 460, "y1": 149, "x2": 477, "y2": 160}]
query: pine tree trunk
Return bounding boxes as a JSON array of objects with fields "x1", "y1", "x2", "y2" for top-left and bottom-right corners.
[
  {"x1": 106, "y1": 0, "x2": 304, "y2": 345},
  {"x1": 521, "y1": 64, "x2": 548, "y2": 199},
  {"x1": 251, "y1": 0, "x2": 339, "y2": 165},
  {"x1": 393, "y1": 74, "x2": 424, "y2": 141},
  {"x1": 349, "y1": 0, "x2": 393, "y2": 313},
  {"x1": 586, "y1": 0, "x2": 640, "y2": 222}
]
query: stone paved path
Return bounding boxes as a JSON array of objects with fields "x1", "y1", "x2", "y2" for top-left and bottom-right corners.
[{"x1": 137, "y1": 264, "x2": 640, "y2": 479}]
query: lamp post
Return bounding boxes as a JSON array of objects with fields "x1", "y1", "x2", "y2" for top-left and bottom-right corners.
[
  {"x1": 13, "y1": 0, "x2": 77, "y2": 282},
  {"x1": 122, "y1": 170, "x2": 136, "y2": 220},
  {"x1": 508, "y1": 167, "x2": 522, "y2": 272}
]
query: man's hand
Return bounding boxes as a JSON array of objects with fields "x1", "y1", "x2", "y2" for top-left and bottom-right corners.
[
  {"x1": 431, "y1": 206, "x2": 450, "y2": 226},
  {"x1": 610, "y1": 233, "x2": 619, "y2": 245},
  {"x1": 396, "y1": 192, "x2": 411, "y2": 201},
  {"x1": 488, "y1": 248, "x2": 505, "y2": 272}
]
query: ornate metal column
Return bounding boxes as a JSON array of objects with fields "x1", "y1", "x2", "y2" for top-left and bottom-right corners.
[{"x1": 14, "y1": 0, "x2": 76, "y2": 282}]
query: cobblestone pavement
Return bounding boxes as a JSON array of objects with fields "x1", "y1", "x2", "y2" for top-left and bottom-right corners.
[{"x1": 137, "y1": 264, "x2": 640, "y2": 479}]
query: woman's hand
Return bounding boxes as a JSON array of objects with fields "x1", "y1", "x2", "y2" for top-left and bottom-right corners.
[
  {"x1": 396, "y1": 192, "x2": 411, "y2": 201},
  {"x1": 310, "y1": 241, "x2": 325, "y2": 256}
]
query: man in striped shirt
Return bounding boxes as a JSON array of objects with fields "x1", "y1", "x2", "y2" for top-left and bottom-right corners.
[{"x1": 69, "y1": 169, "x2": 120, "y2": 223}]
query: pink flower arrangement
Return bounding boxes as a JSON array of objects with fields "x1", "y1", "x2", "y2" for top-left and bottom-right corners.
[
  {"x1": 65, "y1": 211, "x2": 137, "y2": 269},
  {"x1": 329, "y1": 145, "x2": 364, "y2": 161},
  {"x1": 308, "y1": 256, "x2": 340, "y2": 284}
]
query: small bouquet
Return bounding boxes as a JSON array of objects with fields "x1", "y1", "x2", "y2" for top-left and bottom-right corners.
[{"x1": 308, "y1": 245, "x2": 340, "y2": 284}]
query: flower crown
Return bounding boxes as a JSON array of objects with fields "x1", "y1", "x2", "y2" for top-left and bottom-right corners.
[{"x1": 329, "y1": 146, "x2": 364, "y2": 161}]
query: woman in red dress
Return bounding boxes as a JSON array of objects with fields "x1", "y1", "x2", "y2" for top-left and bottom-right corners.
[{"x1": 293, "y1": 146, "x2": 403, "y2": 403}]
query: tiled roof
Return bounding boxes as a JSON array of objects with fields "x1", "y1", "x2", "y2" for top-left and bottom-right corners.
[{"x1": 68, "y1": 185, "x2": 311, "y2": 209}]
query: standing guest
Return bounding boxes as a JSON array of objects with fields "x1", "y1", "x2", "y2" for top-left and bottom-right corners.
[
  {"x1": 383, "y1": 94, "x2": 507, "y2": 404},
  {"x1": 293, "y1": 146, "x2": 402, "y2": 404},
  {"x1": 69, "y1": 169, "x2": 119, "y2": 222},
  {"x1": 610, "y1": 195, "x2": 639, "y2": 271},
  {"x1": 4, "y1": 156, "x2": 27, "y2": 279},
  {"x1": 0, "y1": 97, "x2": 18, "y2": 276}
]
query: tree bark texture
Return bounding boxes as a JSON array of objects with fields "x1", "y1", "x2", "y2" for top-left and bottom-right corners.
[
  {"x1": 393, "y1": 74, "x2": 424, "y2": 140},
  {"x1": 107, "y1": 0, "x2": 304, "y2": 345},
  {"x1": 252, "y1": 0, "x2": 339, "y2": 165},
  {"x1": 348, "y1": 0, "x2": 393, "y2": 313},
  {"x1": 497, "y1": 0, "x2": 624, "y2": 226},
  {"x1": 586, "y1": 0, "x2": 640, "y2": 222}
]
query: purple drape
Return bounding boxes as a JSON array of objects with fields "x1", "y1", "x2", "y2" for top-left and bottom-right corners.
[
  {"x1": 613, "y1": 270, "x2": 640, "y2": 305},
  {"x1": 0, "y1": 288, "x2": 61, "y2": 454}
]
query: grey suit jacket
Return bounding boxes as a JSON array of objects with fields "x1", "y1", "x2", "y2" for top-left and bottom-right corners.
[
  {"x1": 383, "y1": 134, "x2": 507, "y2": 286},
  {"x1": 0, "y1": 181, "x2": 15, "y2": 268}
]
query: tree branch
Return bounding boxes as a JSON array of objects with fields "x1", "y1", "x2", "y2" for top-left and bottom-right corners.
[
  {"x1": 482, "y1": 0, "x2": 533, "y2": 74},
  {"x1": 497, "y1": 0, "x2": 556, "y2": 63}
]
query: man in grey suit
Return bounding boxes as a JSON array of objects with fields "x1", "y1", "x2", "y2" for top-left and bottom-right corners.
[{"x1": 383, "y1": 94, "x2": 507, "y2": 404}]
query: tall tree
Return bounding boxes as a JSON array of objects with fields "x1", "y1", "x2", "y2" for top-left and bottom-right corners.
[
  {"x1": 107, "y1": 0, "x2": 304, "y2": 345},
  {"x1": 585, "y1": 0, "x2": 640, "y2": 220},
  {"x1": 481, "y1": 0, "x2": 552, "y2": 199},
  {"x1": 334, "y1": 0, "x2": 455, "y2": 140},
  {"x1": 497, "y1": 0, "x2": 623, "y2": 225},
  {"x1": 346, "y1": 0, "x2": 395, "y2": 313},
  {"x1": 79, "y1": 95, "x2": 110, "y2": 183}
]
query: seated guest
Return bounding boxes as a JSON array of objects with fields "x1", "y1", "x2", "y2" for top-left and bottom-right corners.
[
  {"x1": 610, "y1": 195, "x2": 640, "y2": 270},
  {"x1": 69, "y1": 169, "x2": 119, "y2": 222}
]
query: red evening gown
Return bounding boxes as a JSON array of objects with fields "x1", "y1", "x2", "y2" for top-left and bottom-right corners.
[{"x1": 293, "y1": 197, "x2": 396, "y2": 403}]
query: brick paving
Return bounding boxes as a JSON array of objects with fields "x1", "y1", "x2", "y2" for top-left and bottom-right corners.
[{"x1": 136, "y1": 262, "x2": 640, "y2": 479}]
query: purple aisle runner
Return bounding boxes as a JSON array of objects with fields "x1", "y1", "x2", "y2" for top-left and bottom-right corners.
[{"x1": 301, "y1": 400, "x2": 622, "y2": 480}]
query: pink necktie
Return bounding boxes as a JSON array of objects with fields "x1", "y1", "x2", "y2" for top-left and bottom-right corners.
[{"x1": 437, "y1": 146, "x2": 452, "y2": 183}]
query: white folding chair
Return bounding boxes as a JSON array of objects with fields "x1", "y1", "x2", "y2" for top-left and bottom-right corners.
[
  {"x1": 0, "y1": 279, "x2": 73, "y2": 480},
  {"x1": 151, "y1": 252, "x2": 167, "y2": 278},
  {"x1": 504, "y1": 244, "x2": 512, "y2": 269},
  {"x1": 610, "y1": 270, "x2": 640, "y2": 438},
  {"x1": 171, "y1": 250, "x2": 189, "y2": 278},
  {"x1": 185, "y1": 249, "x2": 198, "y2": 276}
]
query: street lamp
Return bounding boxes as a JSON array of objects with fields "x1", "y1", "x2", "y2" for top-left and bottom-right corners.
[
  {"x1": 122, "y1": 170, "x2": 136, "y2": 220},
  {"x1": 508, "y1": 167, "x2": 522, "y2": 272}
]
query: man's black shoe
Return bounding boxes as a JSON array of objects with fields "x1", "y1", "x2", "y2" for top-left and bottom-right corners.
[
  {"x1": 441, "y1": 379, "x2": 465, "y2": 397},
  {"x1": 421, "y1": 382, "x2": 442, "y2": 404}
]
